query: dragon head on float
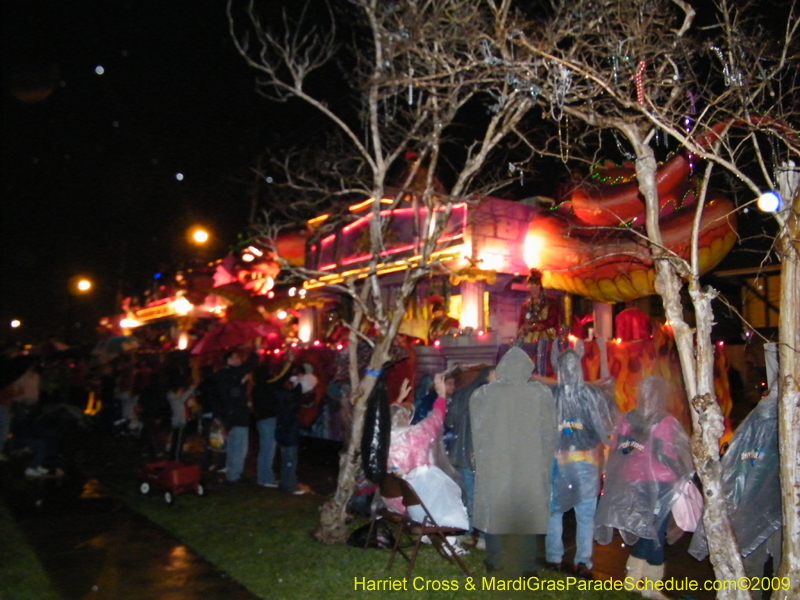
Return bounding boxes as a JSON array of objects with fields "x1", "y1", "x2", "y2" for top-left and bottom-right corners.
[{"x1": 525, "y1": 150, "x2": 737, "y2": 304}]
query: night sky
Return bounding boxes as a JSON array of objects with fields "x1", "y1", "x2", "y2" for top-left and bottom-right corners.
[
  {"x1": 2, "y1": 1, "x2": 301, "y2": 341},
  {"x1": 2, "y1": 1, "x2": 778, "y2": 345}
]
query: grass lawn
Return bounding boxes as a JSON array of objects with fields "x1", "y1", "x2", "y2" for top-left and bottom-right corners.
[
  {"x1": 71, "y1": 433, "x2": 641, "y2": 600},
  {"x1": 0, "y1": 500, "x2": 62, "y2": 600}
]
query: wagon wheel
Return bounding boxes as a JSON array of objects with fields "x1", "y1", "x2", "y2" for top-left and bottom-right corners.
[
  {"x1": 164, "y1": 490, "x2": 175, "y2": 505},
  {"x1": 139, "y1": 481, "x2": 151, "y2": 495}
]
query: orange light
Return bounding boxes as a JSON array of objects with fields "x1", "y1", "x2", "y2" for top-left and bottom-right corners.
[
  {"x1": 307, "y1": 214, "x2": 329, "y2": 226},
  {"x1": 348, "y1": 197, "x2": 393, "y2": 212}
]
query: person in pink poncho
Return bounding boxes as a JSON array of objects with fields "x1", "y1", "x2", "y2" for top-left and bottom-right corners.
[{"x1": 384, "y1": 373, "x2": 469, "y2": 552}]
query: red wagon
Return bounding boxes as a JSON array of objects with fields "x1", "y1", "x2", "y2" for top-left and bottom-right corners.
[{"x1": 138, "y1": 461, "x2": 206, "y2": 505}]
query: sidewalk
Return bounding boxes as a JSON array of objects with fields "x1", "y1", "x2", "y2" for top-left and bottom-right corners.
[{"x1": 0, "y1": 461, "x2": 261, "y2": 600}]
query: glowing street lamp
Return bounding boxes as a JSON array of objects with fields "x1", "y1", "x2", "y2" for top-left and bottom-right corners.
[
  {"x1": 191, "y1": 228, "x2": 209, "y2": 244},
  {"x1": 10, "y1": 319, "x2": 21, "y2": 328},
  {"x1": 77, "y1": 279, "x2": 92, "y2": 292}
]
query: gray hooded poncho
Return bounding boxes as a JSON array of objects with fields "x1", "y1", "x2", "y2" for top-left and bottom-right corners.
[
  {"x1": 550, "y1": 349, "x2": 618, "y2": 513},
  {"x1": 470, "y1": 347, "x2": 557, "y2": 534}
]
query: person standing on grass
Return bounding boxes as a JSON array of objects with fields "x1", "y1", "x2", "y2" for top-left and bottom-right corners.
[
  {"x1": 689, "y1": 383, "x2": 782, "y2": 597},
  {"x1": 215, "y1": 349, "x2": 256, "y2": 483},
  {"x1": 252, "y1": 363, "x2": 278, "y2": 488},
  {"x1": 273, "y1": 361, "x2": 309, "y2": 495},
  {"x1": 445, "y1": 366, "x2": 494, "y2": 546},
  {"x1": 594, "y1": 376, "x2": 693, "y2": 599},
  {"x1": 470, "y1": 347, "x2": 557, "y2": 575},
  {"x1": 544, "y1": 346, "x2": 617, "y2": 580}
]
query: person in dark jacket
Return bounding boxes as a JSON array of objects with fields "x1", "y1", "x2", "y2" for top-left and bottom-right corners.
[
  {"x1": 252, "y1": 363, "x2": 279, "y2": 487},
  {"x1": 445, "y1": 366, "x2": 494, "y2": 543},
  {"x1": 273, "y1": 362, "x2": 308, "y2": 494},
  {"x1": 215, "y1": 349, "x2": 256, "y2": 483},
  {"x1": 138, "y1": 366, "x2": 169, "y2": 460},
  {"x1": 196, "y1": 365, "x2": 224, "y2": 471}
]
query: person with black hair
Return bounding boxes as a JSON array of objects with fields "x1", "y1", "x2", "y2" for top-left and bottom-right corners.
[
  {"x1": 272, "y1": 361, "x2": 309, "y2": 494},
  {"x1": 215, "y1": 349, "x2": 256, "y2": 483},
  {"x1": 252, "y1": 363, "x2": 279, "y2": 487}
]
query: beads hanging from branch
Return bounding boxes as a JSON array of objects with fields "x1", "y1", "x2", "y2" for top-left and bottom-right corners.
[
  {"x1": 634, "y1": 60, "x2": 646, "y2": 105},
  {"x1": 550, "y1": 64, "x2": 572, "y2": 121},
  {"x1": 709, "y1": 45, "x2": 744, "y2": 87},
  {"x1": 613, "y1": 130, "x2": 636, "y2": 161}
]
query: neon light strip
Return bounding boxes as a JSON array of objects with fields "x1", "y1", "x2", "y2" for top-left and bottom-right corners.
[
  {"x1": 348, "y1": 197, "x2": 394, "y2": 212},
  {"x1": 342, "y1": 213, "x2": 371, "y2": 234},
  {"x1": 303, "y1": 244, "x2": 466, "y2": 287},
  {"x1": 307, "y1": 214, "x2": 329, "y2": 226}
]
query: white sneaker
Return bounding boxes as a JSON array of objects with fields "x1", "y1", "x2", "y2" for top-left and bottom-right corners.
[
  {"x1": 24, "y1": 467, "x2": 44, "y2": 478},
  {"x1": 444, "y1": 537, "x2": 469, "y2": 556},
  {"x1": 476, "y1": 537, "x2": 486, "y2": 551}
]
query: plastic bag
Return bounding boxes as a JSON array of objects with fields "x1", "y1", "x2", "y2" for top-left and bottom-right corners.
[
  {"x1": 209, "y1": 418, "x2": 227, "y2": 451},
  {"x1": 404, "y1": 464, "x2": 469, "y2": 530},
  {"x1": 361, "y1": 371, "x2": 390, "y2": 484},
  {"x1": 672, "y1": 480, "x2": 703, "y2": 532}
]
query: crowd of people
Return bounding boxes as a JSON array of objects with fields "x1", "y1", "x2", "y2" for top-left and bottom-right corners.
[
  {"x1": 0, "y1": 344, "x2": 315, "y2": 495},
  {"x1": 1, "y1": 319, "x2": 783, "y2": 597},
  {"x1": 377, "y1": 345, "x2": 781, "y2": 599}
]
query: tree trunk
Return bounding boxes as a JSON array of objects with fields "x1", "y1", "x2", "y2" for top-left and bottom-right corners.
[
  {"x1": 314, "y1": 276, "x2": 414, "y2": 544},
  {"x1": 314, "y1": 375, "x2": 376, "y2": 544},
  {"x1": 634, "y1": 140, "x2": 749, "y2": 599},
  {"x1": 774, "y1": 187, "x2": 800, "y2": 599}
]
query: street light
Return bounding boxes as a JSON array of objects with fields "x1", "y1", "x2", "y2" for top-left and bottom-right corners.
[
  {"x1": 10, "y1": 319, "x2": 21, "y2": 328},
  {"x1": 77, "y1": 279, "x2": 92, "y2": 292},
  {"x1": 189, "y1": 226, "x2": 209, "y2": 245}
]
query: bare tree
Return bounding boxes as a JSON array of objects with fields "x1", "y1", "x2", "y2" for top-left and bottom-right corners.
[
  {"x1": 227, "y1": 0, "x2": 543, "y2": 544},
  {"x1": 228, "y1": 2, "x2": 800, "y2": 592},
  {"x1": 504, "y1": 0, "x2": 799, "y2": 597}
]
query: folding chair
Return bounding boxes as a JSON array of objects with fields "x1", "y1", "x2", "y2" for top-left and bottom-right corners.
[
  {"x1": 364, "y1": 474, "x2": 411, "y2": 561},
  {"x1": 389, "y1": 473, "x2": 472, "y2": 578}
]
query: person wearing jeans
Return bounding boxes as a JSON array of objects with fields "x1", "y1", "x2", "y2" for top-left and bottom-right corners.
[
  {"x1": 255, "y1": 418, "x2": 277, "y2": 486},
  {"x1": 215, "y1": 350, "x2": 256, "y2": 483},
  {"x1": 272, "y1": 362, "x2": 304, "y2": 494},
  {"x1": 546, "y1": 467, "x2": 600, "y2": 571},
  {"x1": 252, "y1": 364, "x2": 278, "y2": 487},
  {"x1": 544, "y1": 347, "x2": 617, "y2": 579}
]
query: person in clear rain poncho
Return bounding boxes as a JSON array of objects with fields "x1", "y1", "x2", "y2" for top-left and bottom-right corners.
[
  {"x1": 545, "y1": 346, "x2": 617, "y2": 579},
  {"x1": 594, "y1": 375, "x2": 693, "y2": 599},
  {"x1": 689, "y1": 383, "x2": 782, "y2": 596}
]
